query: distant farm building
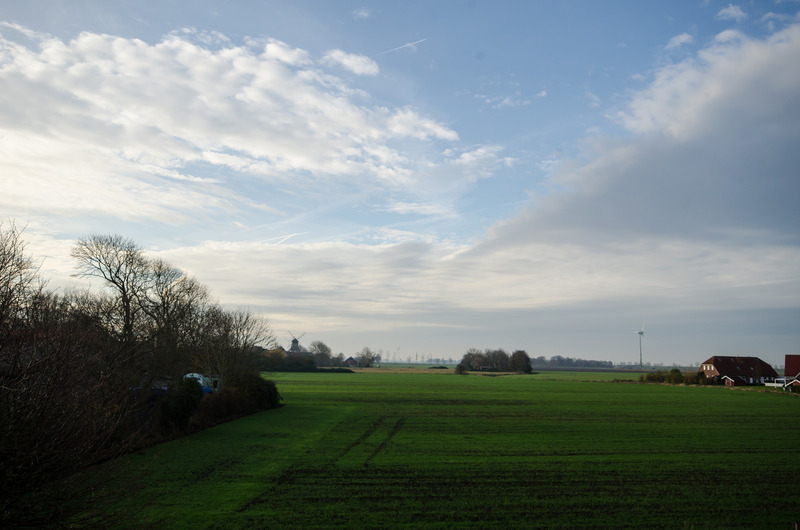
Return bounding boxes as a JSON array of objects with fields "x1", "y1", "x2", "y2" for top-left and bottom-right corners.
[
  {"x1": 698, "y1": 356, "x2": 778, "y2": 386},
  {"x1": 343, "y1": 356, "x2": 358, "y2": 368},
  {"x1": 780, "y1": 354, "x2": 800, "y2": 388}
]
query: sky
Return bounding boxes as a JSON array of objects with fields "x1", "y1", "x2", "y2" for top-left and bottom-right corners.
[{"x1": 1, "y1": 1, "x2": 799, "y2": 367}]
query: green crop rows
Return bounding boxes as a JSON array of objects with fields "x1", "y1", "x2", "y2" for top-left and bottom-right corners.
[{"x1": 97, "y1": 372, "x2": 800, "y2": 528}]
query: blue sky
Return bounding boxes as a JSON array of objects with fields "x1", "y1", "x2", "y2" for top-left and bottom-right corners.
[{"x1": 1, "y1": 1, "x2": 799, "y2": 366}]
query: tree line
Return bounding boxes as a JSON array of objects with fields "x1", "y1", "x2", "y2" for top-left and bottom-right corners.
[
  {"x1": 0, "y1": 223, "x2": 280, "y2": 526},
  {"x1": 260, "y1": 343, "x2": 381, "y2": 371},
  {"x1": 530, "y1": 355, "x2": 614, "y2": 369},
  {"x1": 456, "y1": 348, "x2": 533, "y2": 374}
]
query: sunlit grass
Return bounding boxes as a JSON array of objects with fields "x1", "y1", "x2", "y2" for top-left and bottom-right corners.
[{"x1": 96, "y1": 371, "x2": 800, "y2": 528}]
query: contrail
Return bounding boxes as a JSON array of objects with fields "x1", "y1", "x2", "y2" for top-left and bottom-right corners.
[
  {"x1": 260, "y1": 232, "x2": 307, "y2": 244},
  {"x1": 374, "y1": 38, "x2": 427, "y2": 57},
  {"x1": 273, "y1": 233, "x2": 305, "y2": 244}
]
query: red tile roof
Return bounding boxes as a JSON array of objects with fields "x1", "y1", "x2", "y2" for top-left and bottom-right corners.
[{"x1": 700, "y1": 356, "x2": 778, "y2": 380}]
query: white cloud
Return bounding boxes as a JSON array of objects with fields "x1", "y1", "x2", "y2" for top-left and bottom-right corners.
[
  {"x1": 760, "y1": 12, "x2": 793, "y2": 32},
  {"x1": 449, "y1": 145, "x2": 511, "y2": 167},
  {"x1": 716, "y1": 4, "x2": 747, "y2": 22},
  {"x1": 665, "y1": 32, "x2": 694, "y2": 49},
  {"x1": 443, "y1": 145, "x2": 514, "y2": 182},
  {"x1": 381, "y1": 201, "x2": 455, "y2": 217},
  {"x1": 0, "y1": 26, "x2": 458, "y2": 229},
  {"x1": 474, "y1": 91, "x2": 533, "y2": 109},
  {"x1": 0, "y1": 20, "x2": 48, "y2": 40},
  {"x1": 586, "y1": 91, "x2": 601, "y2": 108},
  {"x1": 537, "y1": 159, "x2": 561, "y2": 173},
  {"x1": 261, "y1": 37, "x2": 311, "y2": 64},
  {"x1": 322, "y1": 49, "x2": 379, "y2": 76},
  {"x1": 387, "y1": 108, "x2": 459, "y2": 141},
  {"x1": 613, "y1": 25, "x2": 800, "y2": 142},
  {"x1": 171, "y1": 27, "x2": 231, "y2": 47},
  {"x1": 352, "y1": 8, "x2": 371, "y2": 20}
]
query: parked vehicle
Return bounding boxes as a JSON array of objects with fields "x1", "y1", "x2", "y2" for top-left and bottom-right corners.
[{"x1": 184, "y1": 373, "x2": 215, "y2": 394}]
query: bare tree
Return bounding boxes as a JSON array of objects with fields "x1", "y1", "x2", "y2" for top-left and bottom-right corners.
[
  {"x1": 309, "y1": 340, "x2": 331, "y2": 356},
  {"x1": 71, "y1": 234, "x2": 148, "y2": 344},
  {"x1": 460, "y1": 348, "x2": 485, "y2": 371},
  {"x1": 138, "y1": 259, "x2": 210, "y2": 378},
  {"x1": 358, "y1": 346, "x2": 378, "y2": 367},
  {"x1": 0, "y1": 221, "x2": 43, "y2": 335},
  {"x1": 1, "y1": 229, "x2": 137, "y2": 526},
  {"x1": 309, "y1": 340, "x2": 332, "y2": 367},
  {"x1": 484, "y1": 349, "x2": 511, "y2": 372},
  {"x1": 194, "y1": 306, "x2": 276, "y2": 386}
]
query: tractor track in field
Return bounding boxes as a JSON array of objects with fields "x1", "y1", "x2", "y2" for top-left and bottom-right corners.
[
  {"x1": 240, "y1": 415, "x2": 404, "y2": 511},
  {"x1": 334, "y1": 415, "x2": 387, "y2": 463},
  {"x1": 367, "y1": 415, "x2": 405, "y2": 464}
]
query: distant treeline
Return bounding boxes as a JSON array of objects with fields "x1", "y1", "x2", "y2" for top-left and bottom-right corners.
[{"x1": 530, "y1": 355, "x2": 614, "y2": 369}]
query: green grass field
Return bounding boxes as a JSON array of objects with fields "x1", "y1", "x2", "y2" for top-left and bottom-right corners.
[{"x1": 96, "y1": 371, "x2": 800, "y2": 528}]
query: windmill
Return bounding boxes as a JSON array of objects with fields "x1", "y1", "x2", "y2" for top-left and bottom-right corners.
[
  {"x1": 288, "y1": 331, "x2": 306, "y2": 354},
  {"x1": 635, "y1": 322, "x2": 645, "y2": 368}
]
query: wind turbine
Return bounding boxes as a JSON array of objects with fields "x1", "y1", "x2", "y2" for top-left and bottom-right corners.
[{"x1": 635, "y1": 322, "x2": 645, "y2": 368}]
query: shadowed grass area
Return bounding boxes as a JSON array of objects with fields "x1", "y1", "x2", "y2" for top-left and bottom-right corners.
[{"x1": 92, "y1": 372, "x2": 800, "y2": 528}]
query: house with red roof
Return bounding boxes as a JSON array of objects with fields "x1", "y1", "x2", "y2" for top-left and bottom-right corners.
[
  {"x1": 343, "y1": 356, "x2": 358, "y2": 368},
  {"x1": 698, "y1": 356, "x2": 778, "y2": 386}
]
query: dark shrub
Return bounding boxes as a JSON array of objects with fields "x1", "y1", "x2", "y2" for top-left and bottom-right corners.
[
  {"x1": 237, "y1": 372, "x2": 282, "y2": 410},
  {"x1": 455, "y1": 363, "x2": 468, "y2": 375},
  {"x1": 667, "y1": 368, "x2": 684, "y2": 384},
  {"x1": 279, "y1": 355, "x2": 317, "y2": 372},
  {"x1": 158, "y1": 377, "x2": 203, "y2": 433},
  {"x1": 192, "y1": 388, "x2": 250, "y2": 427},
  {"x1": 510, "y1": 350, "x2": 533, "y2": 373}
]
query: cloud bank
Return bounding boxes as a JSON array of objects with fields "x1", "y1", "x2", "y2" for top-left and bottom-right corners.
[{"x1": 0, "y1": 25, "x2": 460, "y2": 234}]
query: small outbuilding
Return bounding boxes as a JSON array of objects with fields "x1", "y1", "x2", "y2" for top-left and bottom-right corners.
[{"x1": 698, "y1": 356, "x2": 778, "y2": 386}]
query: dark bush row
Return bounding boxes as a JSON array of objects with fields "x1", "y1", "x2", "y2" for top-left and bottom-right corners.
[
  {"x1": 638, "y1": 369, "x2": 707, "y2": 385},
  {"x1": 153, "y1": 374, "x2": 282, "y2": 436}
]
